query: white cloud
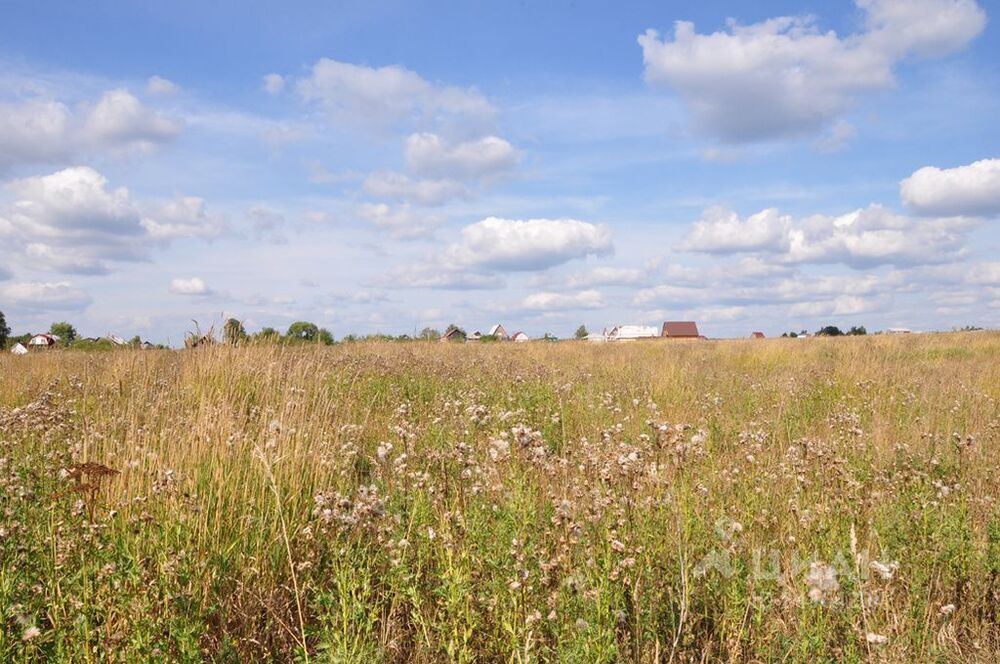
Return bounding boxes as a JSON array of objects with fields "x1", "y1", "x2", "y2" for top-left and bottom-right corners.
[
  {"x1": 521, "y1": 290, "x2": 604, "y2": 311},
  {"x1": 681, "y1": 204, "x2": 973, "y2": 267},
  {"x1": 405, "y1": 133, "x2": 519, "y2": 180},
  {"x1": 0, "y1": 281, "x2": 92, "y2": 311},
  {"x1": 81, "y1": 89, "x2": 181, "y2": 151},
  {"x1": 0, "y1": 90, "x2": 179, "y2": 171},
  {"x1": 900, "y1": 158, "x2": 1000, "y2": 216},
  {"x1": 357, "y1": 202, "x2": 440, "y2": 239},
  {"x1": 141, "y1": 196, "x2": 226, "y2": 241},
  {"x1": 363, "y1": 171, "x2": 467, "y2": 206},
  {"x1": 169, "y1": 277, "x2": 211, "y2": 296},
  {"x1": 1, "y1": 167, "x2": 221, "y2": 274},
  {"x1": 638, "y1": 0, "x2": 986, "y2": 142},
  {"x1": 379, "y1": 264, "x2": 504, "y2": 290},
  {"x1": 296, "y1": 58, "x2": 495, "y2": 130},
  {"x1": 262, "y1": 73, "x2": 285, "y2": 95},
  {"x1": 444, "y1": 217, "x2": 613, "y2": 271},
  {"x1": 147, "y1": 75, "x2": 180, "y2": 95}
]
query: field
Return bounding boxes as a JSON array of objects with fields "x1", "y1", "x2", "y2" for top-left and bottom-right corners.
[{"x1": 1, "y1": 332, "x2": 998, "y2": 662}]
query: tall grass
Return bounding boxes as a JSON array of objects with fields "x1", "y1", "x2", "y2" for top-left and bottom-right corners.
[{"x1": 1, "y1": 332, "x2": 998, "y2": 661}]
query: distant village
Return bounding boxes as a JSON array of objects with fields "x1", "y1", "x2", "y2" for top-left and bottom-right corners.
[{"x1": 2, "y1": 307, "x2": 960, "y2": 355}]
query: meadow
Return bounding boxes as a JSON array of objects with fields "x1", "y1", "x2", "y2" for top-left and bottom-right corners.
[{"x1": 1, "y1": 332, "x2": 998, "y2": 662}]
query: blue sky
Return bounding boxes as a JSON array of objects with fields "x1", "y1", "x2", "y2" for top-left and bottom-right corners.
[{"x1": 1, "y1": 0, "x2": 998, "y2": 343}]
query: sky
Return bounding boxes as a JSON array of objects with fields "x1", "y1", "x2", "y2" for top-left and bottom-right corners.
[{"x1": 0, "y1": 0, "x2": 998, "y2": 344}]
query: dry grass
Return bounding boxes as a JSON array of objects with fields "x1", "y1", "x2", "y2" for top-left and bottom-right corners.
[{"x1": 1, "y1": 332, "x2": 998, "y2": 662}]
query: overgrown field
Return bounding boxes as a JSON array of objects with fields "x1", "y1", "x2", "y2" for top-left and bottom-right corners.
[{"x1": 1, "y1": 333, "x2": 998, "y2": 662}]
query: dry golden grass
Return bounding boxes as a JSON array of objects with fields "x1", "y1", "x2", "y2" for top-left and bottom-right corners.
[{"x1": 1, "y1": 332, "x2": 998, "y2": 662}]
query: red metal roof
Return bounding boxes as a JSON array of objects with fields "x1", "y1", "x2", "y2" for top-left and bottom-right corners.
[{"x1": 661, "y1": 321, "x2": 700, "y2": 338}]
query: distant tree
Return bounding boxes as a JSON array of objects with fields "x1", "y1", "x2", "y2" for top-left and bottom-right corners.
[
  {"x1": 223, "y1": 318, "x2": 247, "y2": 345},
  {"x1": 543, "y1": 332, "x2": 558, "y2": 342},
  {"x1": 419, "y1": 327, "x2": 441, "y2": 341},
  {"x1": 317, "y1": 328, "x2": 334, "y2": 345},
  {"x1": 816, "y1": 325, "x2": 843, "y2": 337},
  {"x1": 253, "y1": 327, "x2": 281, "y2": 343},
  {"x1": 49, "y1": 322, "x2": 78, "y2": 344},
  {"x1": 574, "y1": 325, "x2": 589, "y2": 340},
  {"x1": 0, "y1": 310, "x2": 9, "y2": 348},
  {"x1": 342, "y1": 334, "x2": 358, "y2": 342},
  {"x1": 129, "y1": 335, "x2": 142, "y2": 347},
  {"x1": 847, "y1": 325, "x2": 867, "y2": 336},
  {"x1": 286, "y1": 321, "x2": 319, "y2": 342}
]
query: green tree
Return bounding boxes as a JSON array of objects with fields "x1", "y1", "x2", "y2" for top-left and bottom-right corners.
[
  {"x1": 223, "y1": 318, "x2": 247, "y2": 345},
  {"x1": 816, "y1": 325, "x2": 843, "y2": 337},
  {"x1": 0, "y1": 310, "x2": 9, "y2": 348},
  {"x1": 286, "y1": 321, "x2": 319, "y2": 342},
  {"x1": 574, "y1": 324, "x2": 589, "y2": 340},
  {"x1": 317, "y1": 328, "x2": 334, "y2": 345},
  {"x1": 49, "y1": 322, "x2": 78, "y2": 345},
  {"x1": 848, "y1": 325, "x2": 867, "y2": 336},
  {"x1": 419, "y1": 327, "x2": 441, "y2": 341}
]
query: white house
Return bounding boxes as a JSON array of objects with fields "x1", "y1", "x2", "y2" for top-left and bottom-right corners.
[
  {"x1": 605, "y1": 325, "x2": 658, "y2": 342},
  {"x1": 511, "y1": 331, "x2": 529, "y2": 343},
  {"x1": 488, "y1": 323, "x2": 509, "y2": 340},
  {"x1": 28, "y1": 333, "x2": 59, "y2": 347},
  {"x1": 10, "y1": 343, "x2": 28, "y2": 355}
]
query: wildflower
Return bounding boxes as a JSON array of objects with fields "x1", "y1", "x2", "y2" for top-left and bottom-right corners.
[
  {"x1": 939, "y1": 603, "x2": 956, "y2": 616},
  {"x1": 805, "y1": 561, "x2": 840, "y2": 605},
  {"x1": 866, "y1": 633, "x2": 888, "y2": 645},
  {"x1": 869, "y1": 560, "x2": 899, "y2": 581},
  {"x1": 22, "y1": 626, "x2": 41, "y2": 641}
]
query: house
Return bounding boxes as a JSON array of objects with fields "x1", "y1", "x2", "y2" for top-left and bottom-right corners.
[
  {"x1": 28, "y1": 333, "x2": 59, "y2": 348},
  {"x1": 488, "y1": 323, "x2": 509, "y2": 340},
  {"x1": 511, "y1": 331, "x2": 530, "y2": 343},
  {"x1": 106, "y1": 334, "x2": 128, "y2": 346},
  {"x1": 886, "y1": 327, "x2": 912, "y2": 334},
  {"x1": 750, "y1": 331, "x2": 765, "y2": 339},
  {"x1": 10, "y1": 343, "x2": 28, "y2": 355},
  {"x1": 468, "y1": 331, "x2": 482, "y2": 341},
  {"x1": 661, "y1": 321, "x2": 700, "y2": 339},
  {"x1": 606, "y1": 325, "x2": 659, "y2": 341},
  {"x1": 440, "y1": 328, "x2": 466, "y2": 342},
  {"x1": 585, "y1": 333, "x2": 607, "y2": 343}
]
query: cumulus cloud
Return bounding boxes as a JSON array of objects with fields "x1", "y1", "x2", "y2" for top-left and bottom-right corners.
[
  {"x1": 0, "y1": 89, "x2": 180, "y2": 171},
  {"x1": 357, "y1": 202, "x2": 440, "y2": 239},
  {"x1": 0, "y1": 281, "x2": 92, "y2": 310},
  {"x1": 296, "y1": 58, "x2": 495, "y2": 130},
  {"x1": 521, "y1": 290, "x2": 604, "y2": 311},
  {"x1": 638, "y1": 0, "x2": 986, "y2": 142},
  {"x1": 141, "y1": 196, "x2": 226, "y2": 241},
  {"x1": 363, "y1": 171, "x2": 467, "y2": 206},
  {"x1": 0, "y1": 166, "x2": 222, "y2": 274},
  {"x1": 168, "y1": 277, "x2": 211, "y2": 296},
  {"x1": 444, "y1": 217, "x2": 613, "y2": 271},
  {"x1": 681, "y1": 204, "x2": 973, "y2": 268},
  {"x1": 147, "y1": 75, "x2": 180, "y2": 95},
  {"x1": 900, "y1": 158, "x2": 1000, "y2": 216},
  {"x1": 379, "y1": 264, "x2": 505, "y2": 290},
  {"x1": 405, "y1": 133, "x2": 520, "y2": 180},
  {"x1": 262, "y1": 73, "x2": 285, "y2": 95}
]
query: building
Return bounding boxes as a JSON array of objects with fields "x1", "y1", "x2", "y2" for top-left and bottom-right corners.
[
  {"x1": 606, "y1": 325, "x2": 659, "y2": 341},
  {"x1": 10, "y1": 343, "x2": 28, "y2": 355},
  {"x1": 468, "y1": 331, "x2": 482, "y2": 341},
  {"x1": 661, "y1": 321, "x2": 700, "y2": 338},
  {"x1": 488, "y1": 323, "x2": 509, "y2": 340},
  {"x1": 886, "y1": 327, "x2": 912, "y2": 334},
  {"x1": 511, "y1": 331, "x2": 530, "y2": 343},
  {"x1": 440, "y1": 328, "x2": 466, "y2": 342},
  {"x1": 750, "y1": 331, "x2": 765, "y2": 339},
  {"x1": 28, "y1": 333, "x2": 59, "y2": 348}
]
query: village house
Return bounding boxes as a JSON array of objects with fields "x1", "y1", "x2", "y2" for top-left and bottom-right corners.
[
  {"x1": 605, "y1": 325, "x2": 659, "y2": 341},
  {"x1": 28, "y1": 333, "x2": 60, "y2": 348},
  {"x1": 750, "y1": 331, "x2": 765, "y2": 339},
  {"x1": 661, "y1": 321, "x2": 700, "y2": 339},
  {"x1": 511, "y1": 331, "x2": 530, "y2": 343},
  {"x1": 10, "y1": 343, "x2": 28, "y2": 355},
  {"x1": 488, "y1": 323, "x2": 509, "y2": 340}
]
